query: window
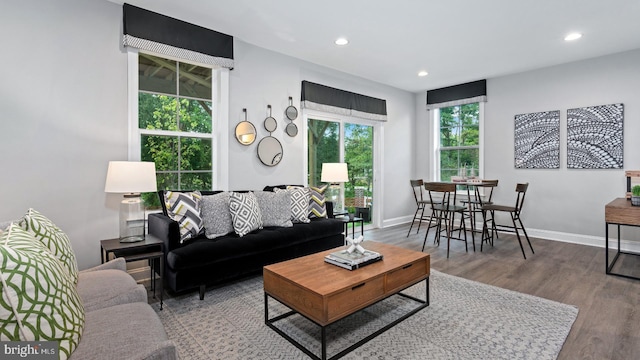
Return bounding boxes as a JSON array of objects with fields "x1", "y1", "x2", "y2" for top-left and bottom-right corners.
[
  {"x1": 436, "y1": 103, "x2": 480, "y2": 181},
  {"x1": 136, "y1": 53, "x2": 215, "y2": 205}
]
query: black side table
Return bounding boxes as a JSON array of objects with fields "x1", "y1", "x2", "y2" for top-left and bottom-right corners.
[
  {"x1": 337, "y1": 216, "x2": 364, "y2": 238},
  {"x1": 100, "y1": 235, "x2": 164, "y2": 310}
]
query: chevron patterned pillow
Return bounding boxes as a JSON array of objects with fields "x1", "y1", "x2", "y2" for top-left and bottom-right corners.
[
  {"x1": 0, "y1": 224, "x2": 85, "y2": 360},
  {"x1": 229, "y1": 192, "x2": 263, "y2": 237},
  {"x1": 308, "y1": 185, "x2": 328, "y2": 218},
  {"x1": 164, "y1": 191, "x2": 203, "y2": 243}
]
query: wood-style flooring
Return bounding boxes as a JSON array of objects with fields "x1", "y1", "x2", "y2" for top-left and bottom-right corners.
[
  {"x1": 375, "y1": 223, "x2": 640, "y2": 360},
  {"x1": 148, "y1": 222, "x2": 640, "y2": 359}
]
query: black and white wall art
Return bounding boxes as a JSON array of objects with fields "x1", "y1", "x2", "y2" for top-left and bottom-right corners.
[
  {"x1": 514, "y1": 110, "x2": 560, "y2": 169},
  {"x1": 567, "y1": 103, "x2": 624, "y2": 169}
]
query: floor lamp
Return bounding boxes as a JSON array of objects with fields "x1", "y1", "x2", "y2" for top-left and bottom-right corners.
[
  {"x1": 321, "y1": 163, "x2": 349, "y2": 215},
  {"x1": 104, "y1": 161, "x2": 157, "y2": 242}
]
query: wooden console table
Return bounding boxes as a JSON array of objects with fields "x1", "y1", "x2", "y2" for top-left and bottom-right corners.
[{"x1": 605, "y1": 198, "x2": 640, "y2": 280}]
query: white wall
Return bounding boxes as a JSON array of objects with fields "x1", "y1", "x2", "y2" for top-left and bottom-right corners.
[
  {"x1": 0, "y1": 0, "x2": 417, "y2": 269},
  {"x1": 485, "y1": 49, "x2": 640, "y2": 245},
  {"x1": 0, "y1": 0, "x2": 127, "y2": 270},
  {"x1": 229, "y1": 40, "x2": 417, "y2": 226},
  {"x1": 415, "y1": 49, "x2": 640, "y2": 247}
]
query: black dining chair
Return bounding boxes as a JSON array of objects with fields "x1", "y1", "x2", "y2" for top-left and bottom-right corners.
[
  {"x1": 407, "y1": 179, "x2": 430, "y2": 237},
  {"x1": 460, "y1": 179, "x2": 499, "y2": 238},
  {"x1": 481, "y1": 183, "x2": 534, "y2": 259},
  {"x1": 422, "y1": 182, "x2": 468, "y2": 258}
]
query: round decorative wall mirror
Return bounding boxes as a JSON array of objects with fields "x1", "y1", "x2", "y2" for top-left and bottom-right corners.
[
  {"x1": 285, "y1": 122, "x2": 298, "y2": 137},
  {"x1": 264, "y1": 105, "x2": 277, "y2": 133},
  {"x1": 285, "y1": 96, "x2": 298, "y2": 120},
  {"x1": 235, "y1": 109, "x2": 256, "y2": 145},
  {"x1": 257, "y1": 136, "x2": 283, "y2": 166}
]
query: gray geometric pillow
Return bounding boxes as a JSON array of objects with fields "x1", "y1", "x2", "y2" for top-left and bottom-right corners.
[
  {"x1": 229, "y1": 192, "x2": 263, "y2": 237},
  {"x1": 0, "y1": 224, "x2": 85, "y2": 359},
  {"x1": 201, "y1": 192, "x2": 235, "y2": 239},
  {"x1": 164, "y1": 191, "x2": 203, "y2": 243},
  {"x1": 282, "y1": 186, "x2": 311, "y2": 223},
  {"x1": 254, "y1": 191, "x2": 293, "y2": 228}
]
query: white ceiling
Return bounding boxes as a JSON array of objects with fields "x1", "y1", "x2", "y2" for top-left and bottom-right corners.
[{"x1": 106, "y1": 0, "x2": 640, "y2": 93}]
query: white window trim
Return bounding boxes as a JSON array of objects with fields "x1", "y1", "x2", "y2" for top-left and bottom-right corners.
[
  {"x1": 429, "y1": 102, "x2": 484, "y2": 181},
  {"x1": 126, "y1": 49, "x2": 229, "y2": 190},
  {"x1": 302, "y1": 109, "x2": 383, "y2": 229}
]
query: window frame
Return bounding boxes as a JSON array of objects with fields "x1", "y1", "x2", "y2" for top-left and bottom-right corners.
[
  {"x1": 430, "y1": 102, "x2": 485, "y2": 182},
  {"x1": 127, "y1": 48, "x2": 230, "y2": 191}
]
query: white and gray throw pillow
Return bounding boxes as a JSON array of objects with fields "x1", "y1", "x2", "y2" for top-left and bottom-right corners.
[
  {"x1": 229, "y1": 192, "x2": 263, "y2": 237},
  {"x1": 275, "y1": 187, "x2": 311, "y2": 223},
  {"x1": 254, "y1": 191, "x2": 293, "y2": 228},
  {"x1": 201, "y1": 192, "x2": 235, "y2": 239}
]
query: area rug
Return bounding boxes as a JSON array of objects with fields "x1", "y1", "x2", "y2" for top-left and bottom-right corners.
[{"x1": 155, "y1": 270, "x2": 578, "y2": 359}]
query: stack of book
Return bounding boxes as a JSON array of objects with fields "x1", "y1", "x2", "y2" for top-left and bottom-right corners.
[{"x1": 324, "y1": 249, "x2": 383, "y2": 270}]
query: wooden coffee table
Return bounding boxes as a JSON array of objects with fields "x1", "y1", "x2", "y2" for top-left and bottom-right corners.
[{"x1": 264, "y1": 241, "x2": 430, "y2": 360}]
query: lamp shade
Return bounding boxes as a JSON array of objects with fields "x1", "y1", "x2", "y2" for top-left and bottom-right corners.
[
  {"x1": 104, "y1": 161, "x2": 157, "y2": 193},
  {"x1": 321, "y1": 163, "x2": 349, "y2": 183}
]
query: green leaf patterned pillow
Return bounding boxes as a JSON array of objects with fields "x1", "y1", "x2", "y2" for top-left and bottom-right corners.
[
  {"x1": 18, "y1": 208, "x2": 79, "y2": 284},
  {"x1": 0, "y1": 224, "x2": 85, "y2": 360}
]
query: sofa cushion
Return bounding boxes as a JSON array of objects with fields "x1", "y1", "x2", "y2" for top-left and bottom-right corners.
[
  {"x1": 77, "y1": 269, "x2": 148, "y2": 312},
  {"x1": 229, "y1": 192, "x2": 263, "y2": 237},
  {"x1": 69, "y1": 302, "x2": 177, "y2": 360},
  {"x1": 166, "y1": 218, "x2": 343, "y2": 271},
  {"x1": 309, "y1": 184, "x2": 328, "y2": 218},
  {"x1": 164, "y1": 191, "x2": 203, "y2": 243},
  {"x1": 201, "y1": 192, "x2": 235, "y2": 239},
  {"x1": 18, "y1": 208, "x2": 79, "y2": 284},
  {"x1": 254, "y1": 191, "x2": 293, "y2": 228},
  {"x1": 0, "y1": 224, "x2": 84, "y2": 360}
]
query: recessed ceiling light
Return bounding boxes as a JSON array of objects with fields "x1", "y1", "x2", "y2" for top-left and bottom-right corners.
[
  {"x1": 418, "y1": 71, "x2": 429, "y2": 77},
  {"x1": 564, "y1": 32, "x2": 582, "y2": 41},
  {"x1": 335, "y1": 38, "x2": 349, "y2": 46}
]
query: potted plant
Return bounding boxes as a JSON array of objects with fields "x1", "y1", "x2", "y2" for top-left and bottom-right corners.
[{"x1": 632, "y1": 185, "x2": 640, "y2": 206}]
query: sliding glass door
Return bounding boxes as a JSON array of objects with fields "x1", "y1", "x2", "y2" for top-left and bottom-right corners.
[{"x1": 308, "y1": 117, "x2": 375, "y2": 227}]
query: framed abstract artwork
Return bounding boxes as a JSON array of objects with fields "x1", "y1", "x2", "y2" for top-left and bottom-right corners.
[
  {"x1": 567, "y1": 103, "x2": 624, "y2": 169},
  {"x1": 514, "y1": 110, "x2": 560, "y2": 169}
]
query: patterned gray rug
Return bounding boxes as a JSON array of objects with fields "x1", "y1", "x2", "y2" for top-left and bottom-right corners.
[{"x1": 155, "y1": 270, "x2": 578, "y2": 359}]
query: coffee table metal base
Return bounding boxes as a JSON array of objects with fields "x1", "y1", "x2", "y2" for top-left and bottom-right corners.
[{"x1": 265, "y1": 278, "x2": 429, "y2": 360}]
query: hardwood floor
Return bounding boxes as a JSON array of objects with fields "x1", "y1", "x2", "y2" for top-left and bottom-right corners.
[
  {"x1": 147, "y1": 222, "x2": 639, "y2": 359},
  {"x1": 371, "y1": 223, "x2": 640, "y2": 360}
]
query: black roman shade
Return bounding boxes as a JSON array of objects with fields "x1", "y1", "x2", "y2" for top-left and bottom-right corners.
[
  {"x1": 123, "y1": 3, "x2": 234, "y2": 69},
  {"x1": 426, "y1": 79, "x2": 487, "y2": 110},
  {"x1": 301, "y1": 81, "x2": 387, "y2": 121}
]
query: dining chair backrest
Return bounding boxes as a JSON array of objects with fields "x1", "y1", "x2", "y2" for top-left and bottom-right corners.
[
  {"x1": 514, "y1": 183, "x2": 529, "y2": 214},
  {"x1": 424, "y1": 182, "x2": 457, "y2": 207},
  {"x1": 478, "y1": 179, "x2": 499, "y2": 203},
  {"x1": 410, "y1": 179, "x2": 425, "y2": 205}
]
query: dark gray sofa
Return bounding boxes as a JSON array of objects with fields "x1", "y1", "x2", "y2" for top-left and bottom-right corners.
[{"x1": 148, "y1": 187, "x2": 345, "y2": 300}]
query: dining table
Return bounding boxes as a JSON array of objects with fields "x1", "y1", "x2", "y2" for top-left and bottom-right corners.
[{"x1": 443, "y1": 179, "x2": 495, "y2": 250}]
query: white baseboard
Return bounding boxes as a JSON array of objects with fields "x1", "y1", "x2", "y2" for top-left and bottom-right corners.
[{"x1": 384, "y1": 218, "x2": 640, "y2": 253}]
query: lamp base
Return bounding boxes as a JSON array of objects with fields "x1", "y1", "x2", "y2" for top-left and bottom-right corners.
[{"x1": 119, "y1": 194, "x2": 146, "y2": 242}]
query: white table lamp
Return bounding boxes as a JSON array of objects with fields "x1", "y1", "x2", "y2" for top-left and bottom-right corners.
[
  {"x1": 321, "y1": 163, "x2": 349, "y2": 214},
  {"x1": 105, "y1": 161, "x2": 157, "y2": 242}
]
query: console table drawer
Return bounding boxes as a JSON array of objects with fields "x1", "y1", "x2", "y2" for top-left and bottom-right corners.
[
  {"x1": 326, "y1": 276, "x2": 384, "y2": 322},
  {"x1": 385, "y1": 259, "x2": 428, "y2": 293}
]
